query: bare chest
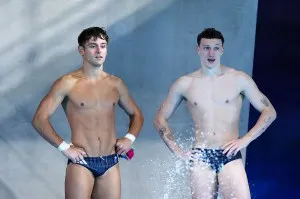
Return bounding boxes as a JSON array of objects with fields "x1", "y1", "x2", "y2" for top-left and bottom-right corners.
[
  {"x1": 67, "y1": 81, "x2": 119, "y2": 110},
  {"x1": 185, "y1": 76, "x2": 242, "y2": 108}
]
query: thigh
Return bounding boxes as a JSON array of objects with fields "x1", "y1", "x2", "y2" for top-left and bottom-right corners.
[
  {"x1": 190, "y1": 162, "x2": 218, "y2": 199},
  {"x1": 218, "y1": 159, "x2": 251, "y2": 199},
  {"x1": 65, "y1": 163, "x2": 95, "y2": 199},
  {"x1": 92, "y1": 164, "x2": 121, "y2": 199}
]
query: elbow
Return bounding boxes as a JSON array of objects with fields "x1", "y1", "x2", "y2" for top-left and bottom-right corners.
[
  {"x1": 153, "y1": 113, "x2": 159, "y2": 129},
  {"x1": 31, "y1": 113, "x2": 48, "y2": 130},
  {"x1": 153, "y1": 118, "x2": 159, "y2": 130},
  {"x1": 31, "y1": 114, "x2": 39, "y2": 129},
  {"x1": 131, "y1": 109, "x2": 144, "y2": 126},
  {"x1": 272, "y1": 108, "x2": 277, "y2": 121},
  {"x1": 136, "y1": 108, "x2": 144, "y2": 125},
  {"x1": 153, "y1": 114, "x2": 164, "y2": 131},
  {"x1": 139, "y1": 113, "x2": 144, "y2": 126},
  {"x1": 140, "y1": 111, "x2": 144, "y2": 126},
  {"x1": 265, "y1": 107, "x2": 277, "y2": 122}
]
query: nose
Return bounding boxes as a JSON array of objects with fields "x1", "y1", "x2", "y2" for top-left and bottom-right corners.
[
  {"x1": 208, "y1": 49, "x2": 215, "y2": 56},
  {"x1": 95, "y1": 47, "x2": 101, "y2": 54}
]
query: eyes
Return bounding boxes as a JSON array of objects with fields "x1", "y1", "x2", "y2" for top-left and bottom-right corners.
[
  {"x1": 203, "y1": 46, "x2": 220, "y2": 51},
  {"x1": 88, "y1": 44, "x2": 107, "y2": 49}
]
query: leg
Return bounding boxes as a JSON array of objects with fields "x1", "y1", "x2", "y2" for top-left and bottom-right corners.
[
  {"x1": 91, "y1": 164, "x2": 121, "y2": 199},
  {"x1": 190, "y1": 162, "x2": 218, "y2": 199},
  {"x1": 65, "y1": 163, "x2": 95, "y2": 199},
  {"x1": 218, "y1": 159, "x2": 251, "y2": 199}
]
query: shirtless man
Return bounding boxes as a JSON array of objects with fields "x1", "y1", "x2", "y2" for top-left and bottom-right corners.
[
  {"x1": 32, "y1": 27, "x2": 144, "y2": 199},
  {"x1": 154, "y1": 28, "x2": 277, "y2": 199}
]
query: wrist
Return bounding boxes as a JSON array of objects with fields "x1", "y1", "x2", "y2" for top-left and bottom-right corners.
[
  {"x1": 243, "y1": 134, "x2": 253, "y2": 143},
  {"x1": 172, "y1": 145, "x2": 184, "y2": 156},
  {"x1": 57, "y1": 141, "x2": 70, "y2": 152},
  {"x1": 125, "y1": 133, "x2": 136, "y2": 143}
]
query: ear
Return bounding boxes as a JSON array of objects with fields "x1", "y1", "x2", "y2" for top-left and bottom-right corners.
[
  {"x1": 220, "y1": 45, "x2": 224, "y2": 55},
  {"x1": 196, "y1": 45, "x2": 201, "y2": 55},
  {"x1": 78, "y1": 46, "x2": 84, "y2": 56}
]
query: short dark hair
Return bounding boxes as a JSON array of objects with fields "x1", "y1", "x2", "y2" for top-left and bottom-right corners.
[
  {"x1": 78, "y1": 27, "x2": 109, "y2": 47},
  {"x1": 197, "y1": 28, "x2": 224, "y2": 46}
]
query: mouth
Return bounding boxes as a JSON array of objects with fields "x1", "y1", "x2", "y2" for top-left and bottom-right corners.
[
  {"x1": 207, "y1": 58, "x2": 215, "y2": 64},
  {"x1": 95, "y1": 56, "x2": 103, "y2": 59}
]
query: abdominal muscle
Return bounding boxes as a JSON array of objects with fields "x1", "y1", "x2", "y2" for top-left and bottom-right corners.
[
  {"x1": 193, "y1": 124, "x2": 239, "y2": 149},
  {"x1": 189, "y1": 106, "x2": 241, "y2": 149},
  {"x1": 66, "y1": 106, "x2": 117, "y2": 157}
]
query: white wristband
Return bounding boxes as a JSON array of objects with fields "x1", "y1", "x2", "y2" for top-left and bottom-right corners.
[
  {"x1": 125, "y1": 133, "x2": 136, "y2": 143},
  {"x1": 58, "y1": 141, "x2": 70, "y2": 152}
]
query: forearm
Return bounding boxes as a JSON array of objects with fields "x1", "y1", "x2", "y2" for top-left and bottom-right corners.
[
  {"x1": 154, "y1": 116, "x2": 183, "y2": 154},
  {"x1": 32, "y1": 116, "x2": 63, "y2": 148},
  {"x1": 127, "y1": 111, "x2": 144, "y2": 137},
  {"x1": 244, "y1": 108, "x2": 277, "y2": 142}
]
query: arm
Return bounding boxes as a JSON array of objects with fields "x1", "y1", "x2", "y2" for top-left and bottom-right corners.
[
  {"x1": 239, "y1": 72, "x2": 277, "y2": 142},
  {"x1": 154, "y1": 77, "x2": 189, "y2": 157},
  {"x1": 32, "y1": 76, "x2": 87, "y2": 163},
  {"x1": 117, "y1": 79, "x2": 144, "y2": 138},
  {"x1": 223, "y1": 72, "x2": 277, "y2": 156},
  {"x1": 115, "y1": 79, "x2": 144, "y2": 154},
  {"x1": 32, "y1": 77, "x2": 70, "y2": 147}
]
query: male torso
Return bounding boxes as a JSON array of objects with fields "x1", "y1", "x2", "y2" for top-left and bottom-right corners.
[
  {"x1": 61, "y1": 69, "x2": 120, "y2": 156},
  {"x1": 182, "y1": 67, "x2": 243, "y2": 148}
]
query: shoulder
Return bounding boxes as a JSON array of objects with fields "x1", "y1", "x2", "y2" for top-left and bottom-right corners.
[
  {"x1": 234, "y1": 70, "x2": 255, "y2": 87},
  {"x1": 105, "y1": 74, "x2": 129, "y2": 95},
  {"x1": 105, "y1": 74, "x2": 125, "y2": 88},
  {"x1": 168, "y1": 74, "x2": 194, "y2": 94},
  {"x1": 51, "y1": 70, "x2": 79, "y2": 93},
  {"x1": 223, "y1": 67, "x2": 257, "y2": 91},
  {"x1": 223, "y1": 66, "x2": 253, "y2": 82},
  {"x1": 176, "y1": 72, "x2": 195, "y2": 86},
  {"x1": 108, "y1": 74, "x2": 122, "y2": 83}
]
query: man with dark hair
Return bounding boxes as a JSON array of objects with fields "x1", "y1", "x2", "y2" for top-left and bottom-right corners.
[
  {"x1": 154, "y1": 28, "x2": 276, "y2": 198},
  {"x1": 32, "y1": 27, "x2": 144, "y2": 199}
]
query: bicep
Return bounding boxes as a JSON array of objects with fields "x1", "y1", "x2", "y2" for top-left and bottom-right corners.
[
  {"x1": 117, "y1": 81, "x2": 139, "y2": 115},
  {"x1": 240, "y1": 74, "x2": 273, "y2": 112},
  {"x1": 157, "y1": 83, "x2": 184, "y2": 120},
  {"x1": 35, "y1": 80, "x2": 67, "y2": 119}
]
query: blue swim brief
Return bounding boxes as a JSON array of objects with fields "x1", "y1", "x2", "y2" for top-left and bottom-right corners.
[
  {"x1": 68, "y1": 154, "x2": 119, "y2": 178},
  {"x1": 190, "y1": 148, "x2": 242, "y2": 173}
]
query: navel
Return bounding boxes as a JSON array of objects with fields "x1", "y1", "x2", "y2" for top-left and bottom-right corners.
[
  {"x1": 194, "y1": 102, "x2": 198, "y2": 106},
  {"x1": 98, "y1": 137, "x2": 102, "y2": 151},
  {"x1": 80, "y1": 102, "x2": 84, "y2": 106},
  {"x1": 225, "y1": 99, "x2": 229, "y2": 103}
]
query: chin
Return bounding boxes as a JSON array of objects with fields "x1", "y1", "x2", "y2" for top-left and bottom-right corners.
[
  {"x1": 206, "y1": 64, "x2": 217, "y2": 69},
  {"x1": 91, "y1": 61, "x2": 103, "y2": 67}
]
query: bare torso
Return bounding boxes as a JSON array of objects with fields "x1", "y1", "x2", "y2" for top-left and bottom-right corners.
[
  {"x1": 183, "y1": 67, "x2": 243, "y2": 148},
  {"x1": 62, "y1": 70, "x2": 120, "y2": 156}
]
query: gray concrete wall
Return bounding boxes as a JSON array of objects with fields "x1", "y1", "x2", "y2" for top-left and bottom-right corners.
[{"x1": 0, "y1": 0, "x2": 258, "y2": 198}]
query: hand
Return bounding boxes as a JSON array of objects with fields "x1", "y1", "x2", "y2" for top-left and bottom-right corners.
[
  {"x1": 222, "y1": 137, "x2": 251, "y2": 157},
  {"x1": 115, "y1": 137, "x2": 133, "y2": 155},
  {"x1": 181, "y1": 149, "x2": 204, "y2": 167},
  {"x1": 176, "y1": 151, "x2": 191, "y2": 161},
  {"x1": 62, "y1": 145, "x2": 87, "y2": 165},
  {"x1": 176, "y1": 150, "x2": 201, "y2": 163}
]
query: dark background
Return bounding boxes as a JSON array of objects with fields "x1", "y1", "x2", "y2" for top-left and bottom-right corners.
[{"x1": 246, "y1": 0, "x2": 300, "y2": 198}]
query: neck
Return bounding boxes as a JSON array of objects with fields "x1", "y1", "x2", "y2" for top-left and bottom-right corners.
[
  {"x1": 83, "y1": 63, "x2": 104, "y2": 79},
  {"x1": 200, "y1": 64, "x2": 223, "y2": 77}
]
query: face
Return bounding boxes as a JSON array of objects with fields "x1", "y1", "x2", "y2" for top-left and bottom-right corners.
[
  {"x1": 79, "y1": 36, "x2": 108, "y2": 67},
  {"x1": 197, "y1": 38, "x2": 224, "y2": 69}
]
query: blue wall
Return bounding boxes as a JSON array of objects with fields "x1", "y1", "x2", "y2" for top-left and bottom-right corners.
[{"x1": 246, "y1": 0, "x2": 300, "y2": 198}]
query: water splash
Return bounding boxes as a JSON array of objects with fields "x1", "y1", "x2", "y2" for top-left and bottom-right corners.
[
  {"x1": 145, "y1": 125, "x2": 241, "y2": 198},
  {"x1": 147, "y1": 155, "x2": 190, "y2": 198},
  {"x1": 145, "y1": 126, "x2": 197, "y2": 198}
]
